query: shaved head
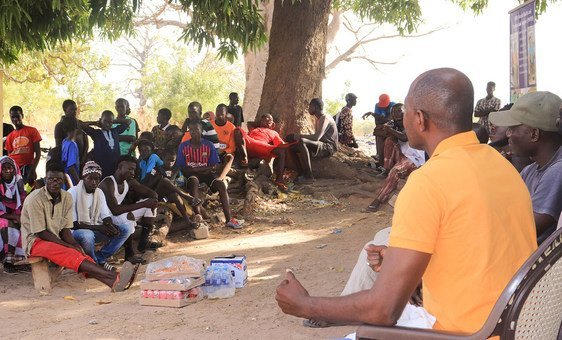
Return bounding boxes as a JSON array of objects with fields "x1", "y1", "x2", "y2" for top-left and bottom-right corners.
[{"x1": 407, "y1": 68, "x2": 474, "y2": 133}]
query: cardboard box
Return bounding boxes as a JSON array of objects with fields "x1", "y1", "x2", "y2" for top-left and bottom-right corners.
[
  {"x1": 140, "y1": 277, "x2": 205, "y2": 291},
  {"x1": 210, "y1": 255, "x2": 247, "y2": 288},
  {"x1": 139, "y1": 287, "x2": 203, "y2": 308}
]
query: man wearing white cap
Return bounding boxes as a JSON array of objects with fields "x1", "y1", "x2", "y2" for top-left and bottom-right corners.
[
  {"x1": 490, "y1": 91, "x2": 562, "y2": 243},
  {"x1": 69, "y1": 161, "x2": 133, "y2": 271}
]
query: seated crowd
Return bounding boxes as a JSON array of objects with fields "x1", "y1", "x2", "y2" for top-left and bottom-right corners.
[
  {"x1": 1, "y1": 70, "x2": 561, "y2": 339},
  {"x1": 0, "y1": 93, "x2": 339, "y2": 281}
]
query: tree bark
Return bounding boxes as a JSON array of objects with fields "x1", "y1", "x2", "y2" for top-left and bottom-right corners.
[
  {"x1": 257, "y1": 0, "x2": 331, "y2": 135},
  {"x1": 242, "y1": 0, "x2": 274, "y2": 123}
]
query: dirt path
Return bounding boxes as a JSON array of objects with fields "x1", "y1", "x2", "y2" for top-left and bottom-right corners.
[{"x1": 0, "y1": 179, "x2": 391, "y2": 340}]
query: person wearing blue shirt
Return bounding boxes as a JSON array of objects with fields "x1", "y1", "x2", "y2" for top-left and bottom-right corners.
[
  {"x1": 362, "y1": 93, "x2": 396, "y2": 169},
  {"x1": 137, "y1": 139, "x2": 203, "y2": 230},
  {"x1": 60, "y1": 116, "x2": 80, "y2": 185}
]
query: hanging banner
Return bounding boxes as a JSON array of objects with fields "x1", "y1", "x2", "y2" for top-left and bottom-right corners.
[{"x1": 509, "y1": 1, "x2": 536, "y2": 102}]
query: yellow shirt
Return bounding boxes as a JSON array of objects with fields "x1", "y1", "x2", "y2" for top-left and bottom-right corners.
[
  {"x1": 20, "y1": 187, "x2": 74, "y2": 255},
  {"x1": 389, "y1": 131, "x2": 537, "y2": 333}
]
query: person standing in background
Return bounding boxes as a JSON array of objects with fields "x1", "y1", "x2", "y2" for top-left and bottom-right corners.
[{"x1": 114, "y1": 98, "x2": 139, "y2": 156}]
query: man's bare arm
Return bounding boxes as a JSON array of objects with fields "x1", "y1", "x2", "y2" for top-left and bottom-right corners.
[
  {"x1": 98, "y1": 179, "x2": 154, "y2": 215},
  {"x1": 276, "y1": 247, "x2": 430, "y2": 325},
  {"x1": 535, "y1": 212, "x2": 556, "y2": 237},
  {"x1": 301, "y1": 116, "x2": 329, "y2": 141}
]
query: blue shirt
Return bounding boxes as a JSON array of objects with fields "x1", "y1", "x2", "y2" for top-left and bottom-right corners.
[
  {"x1": 61, "y1": 138, "x2": 79, "y2": 185},
  {"x1": 374, "y1": 101, "x2": 396, "y2": 118},
  {"x1": 139, "y1": 153, "x2": 164, "y2": 181},
  {"x1": 82, "y1": 124, "x2": 128, "y2": 178},
  {"x1": 176, "y1": 139, "x2": 220, "y2": 173}
]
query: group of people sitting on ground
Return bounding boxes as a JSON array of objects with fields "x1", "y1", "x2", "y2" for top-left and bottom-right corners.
[
  {"x1": 277, "y1": 68, "x2": 562, "y2": 338},
  {"x1": 0, "y1": 92, "x2": 341, "y2": 279}
]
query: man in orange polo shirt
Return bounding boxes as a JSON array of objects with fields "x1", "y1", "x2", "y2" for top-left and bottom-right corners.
[{"x1": 275, "y1": 68, "x2": 537, "y2": 334}]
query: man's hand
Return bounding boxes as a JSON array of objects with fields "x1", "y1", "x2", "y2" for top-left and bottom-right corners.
[
  {"x1": 362, "y1": 112, "x2": 372, "y2": 120},
  {"x1": 365, "y1": 244, "x2": 387, "y2": 272},
  {"x1": 143, "y1": 198, "x2": 159, "y2": 209},
  {"x1": 275, "y1": 270, "x2": 310, "y2": 318},
  {"x1": 97, "y1": 223, "x2": 120, "y2": 237}
]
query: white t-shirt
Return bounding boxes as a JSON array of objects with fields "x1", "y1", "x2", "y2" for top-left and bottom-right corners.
[{"x1": 67, "y1": 186, "x2": 112, "y2": 224}]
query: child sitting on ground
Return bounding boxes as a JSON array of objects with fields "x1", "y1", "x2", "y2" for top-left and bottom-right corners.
[{"x1": 136, "y1": 139, "x2": 202, "y2": 230}]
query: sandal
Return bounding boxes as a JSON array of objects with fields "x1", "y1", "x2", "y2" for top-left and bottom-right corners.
[
  {"x1": 124, "y1": 264, "x2": 141, "y2": 290},
  {"x1": 302, "y1": 319, "x2": 335, "y2": 328},
  {"x1": 112, "y1": 261, "x2": 135, "y2": 292},
  {"x1": 274, "y1": 181, "x2": 288, "y2": 192},
  {"x1": 125, "y1": 254, "x2": 147, "y2": 265},
  {"x1": 366, "y1": 199, "x2": 381, "y2": 212}
]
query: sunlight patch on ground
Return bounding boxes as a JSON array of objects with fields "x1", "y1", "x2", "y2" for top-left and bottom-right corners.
[{"x1": 168, "y1": 229, "x2": 323, "y2": 256}]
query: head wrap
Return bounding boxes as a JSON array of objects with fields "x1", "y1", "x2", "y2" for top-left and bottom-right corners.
[
  {"x1": 0, "y1": 156, "x2": 24, "y2": 209},
  {"x1": 82, "y1": 161, "x2": 102, "y2": 178}
]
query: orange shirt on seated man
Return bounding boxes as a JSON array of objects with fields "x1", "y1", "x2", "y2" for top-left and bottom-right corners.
[{"x1": 275, "y1": 68, "x2": 537, "y2": 334}]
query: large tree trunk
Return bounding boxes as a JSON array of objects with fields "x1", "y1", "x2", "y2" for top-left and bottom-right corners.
[
  {"x1": 257, "y1": 0, "x2": 331, "y2": 135},
  {"x1": 242, "y1": 1, "x2": 274, "y2": 123}
]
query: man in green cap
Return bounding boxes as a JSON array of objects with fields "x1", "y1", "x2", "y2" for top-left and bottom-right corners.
[{"x1": 489, "y1": 91, "x2": 562, "y2": 243}]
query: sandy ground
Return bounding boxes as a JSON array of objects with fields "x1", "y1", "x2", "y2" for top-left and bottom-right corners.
[{"x1": 0, "y1": 179, "x2": 391, "y2": 340}]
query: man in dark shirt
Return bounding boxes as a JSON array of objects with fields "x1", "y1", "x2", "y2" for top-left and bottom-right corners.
[
  {"x1": 54, "y1": 99, "x2": 89, "y2": 165},
  {"x1": 81, "y1": 110, "x2": 130, "y2": 178},
  {"x1": 227, "y1": 92, "x2": 244, "y2": 128},
  {"x1": 490, "y1": 91, "x2": 562, "y2": 242}
]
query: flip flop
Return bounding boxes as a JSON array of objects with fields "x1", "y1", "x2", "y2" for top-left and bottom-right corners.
[
  {"x1": 366, "y1": 200, "x2": 381, "y2": 212},
  {"x1": 274, "y1": 181, "x2": 288, "y2": 192},
  {"x1": 112, "y1": 261, "x2": 134, "y2": 292},
  {"x1": 302, "y1": 319, "x2": 335, "y2": 328},
  {"x1": 125, "y1": 254, "x2": 147, "y2": 265},
  {"x1": 124, "y1": 263, "x2": 141, "y2": 290}
]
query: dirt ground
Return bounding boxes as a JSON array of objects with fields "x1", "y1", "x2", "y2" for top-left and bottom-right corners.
[{"x1": 0, "y1": 178, "x2": 391, "y2": 340}]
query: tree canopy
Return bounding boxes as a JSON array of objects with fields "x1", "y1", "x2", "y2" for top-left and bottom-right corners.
[{"x1": 0, "y1": 0, "x2": 555, "y2": 65}]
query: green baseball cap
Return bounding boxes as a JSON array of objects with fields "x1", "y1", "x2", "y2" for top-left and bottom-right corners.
[{"x1": 489, "y1": 91, "x2": 561, "y2": 132}]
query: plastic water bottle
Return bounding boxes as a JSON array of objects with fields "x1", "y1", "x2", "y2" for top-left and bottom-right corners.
[{"x1": 205, "y1": 265, "x2": 235, "y2": 299}]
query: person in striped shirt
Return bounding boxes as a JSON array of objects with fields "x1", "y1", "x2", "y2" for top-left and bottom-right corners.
[
  {"x1": 176, "y1": 121, "x2": 243, "y2": 229},
  {"x1": 180, "y1": 101, "x2": 220, "y2": 149}
]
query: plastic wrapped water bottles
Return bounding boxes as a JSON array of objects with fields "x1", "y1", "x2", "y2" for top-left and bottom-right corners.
[{"x1": 204, "y1": 265, "x2": 235, "y2": 299}]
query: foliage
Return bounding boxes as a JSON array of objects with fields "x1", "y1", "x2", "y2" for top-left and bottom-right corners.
[
  {"x1": 2, "y1": 43, "x2": 110, "y2": 85},
  {"x1": 173, "y1": 0, "x2": 268, "y2": 62},
  {"x1": 2, "y1": 41, "x2": 116, "y2": 144},
  {"x1": 142, "y1": 47, "x2": 244, "y2": 126},
  {"x1": 1, "y1": 0, "x2": 556, "y2": 64},
  {"x1": 0, "y1": 0, "x2": 140, "y2": 64}
]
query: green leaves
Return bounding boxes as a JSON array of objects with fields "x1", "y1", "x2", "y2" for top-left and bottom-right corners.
[
  {"x1": 174, "y1": 0, "x2": 267, "y2": 62},
  {"x1": 0, "y1": 0, "x2": 139, "y2": 65}
]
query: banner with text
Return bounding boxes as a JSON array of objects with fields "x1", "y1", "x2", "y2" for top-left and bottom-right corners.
[{"x1": 509, "y1": 1, "x2": 536, "y2": 102}]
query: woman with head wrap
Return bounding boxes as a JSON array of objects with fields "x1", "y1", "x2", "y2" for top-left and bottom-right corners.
[{"x1": 0, "y1": 156, "x2": 28, "y2": 273}]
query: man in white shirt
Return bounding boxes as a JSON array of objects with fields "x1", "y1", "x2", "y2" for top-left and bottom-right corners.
[{"x1": 70, "y1": 161, "x2": 133, "y2": 271}]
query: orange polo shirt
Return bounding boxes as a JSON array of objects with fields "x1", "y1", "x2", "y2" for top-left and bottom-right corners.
[{"x1": 389, "y1": 131, "x2": 536, "y2": 333}]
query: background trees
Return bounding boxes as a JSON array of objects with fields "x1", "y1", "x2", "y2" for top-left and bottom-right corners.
[{"x1": 1, "y1": 0, "x2": 556, "y2": 135}]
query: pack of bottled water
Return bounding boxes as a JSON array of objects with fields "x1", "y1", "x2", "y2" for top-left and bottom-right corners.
[{"x1": 204, "y1": 265, "x2": 236, "y2": 299}]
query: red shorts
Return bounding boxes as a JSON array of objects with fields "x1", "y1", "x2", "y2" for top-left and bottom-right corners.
[
  {"x1": 238, "y1": 129, "x2": 294, "y2": 159},
  {"x1": 30, "y1": 239, "x2": 94, "y2": 273}
]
